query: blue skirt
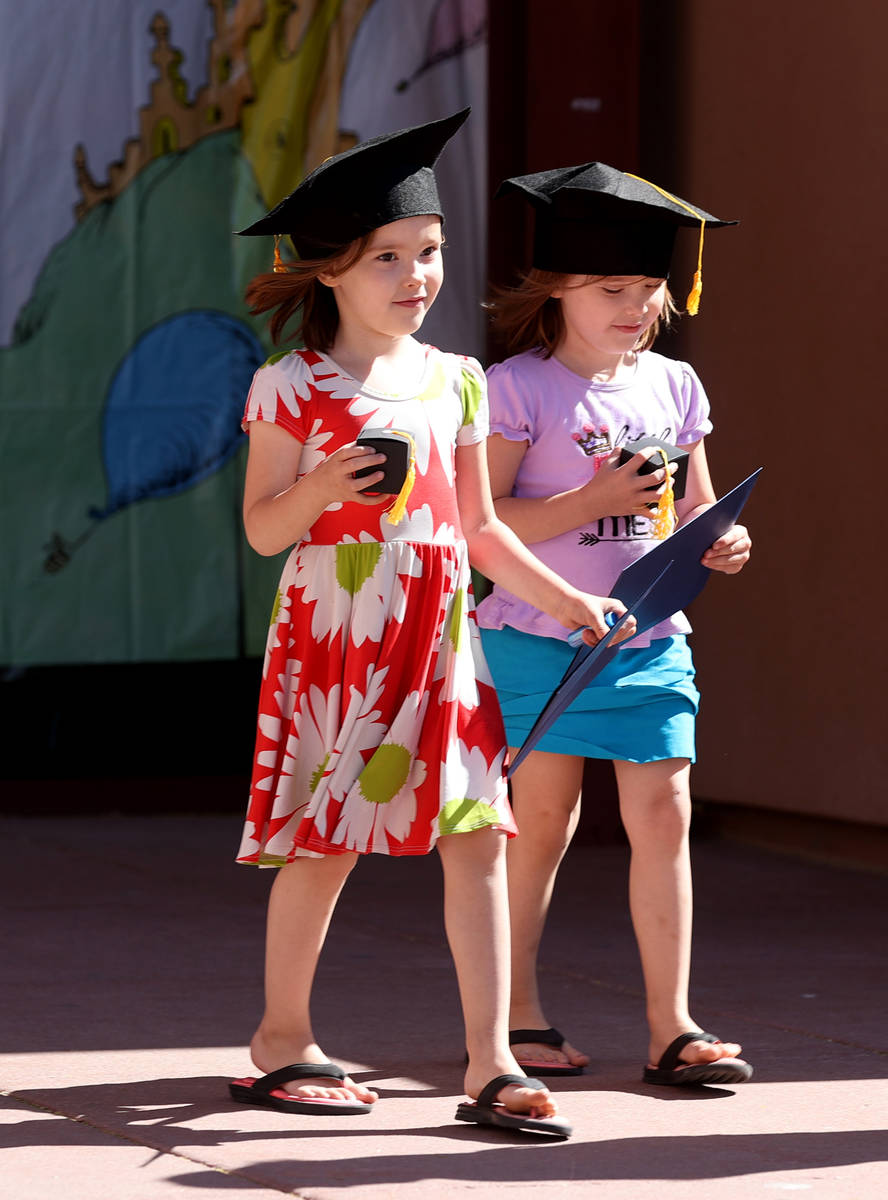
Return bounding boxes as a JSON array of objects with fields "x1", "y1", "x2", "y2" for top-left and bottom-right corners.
[{"x1": 480, "y1": 627, "x2": 699, "y2": 763}]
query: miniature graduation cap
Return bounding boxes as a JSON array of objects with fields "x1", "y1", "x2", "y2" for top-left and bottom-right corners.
[
  {"x1": 617, "y1": 437, "x2": 690, "y2": 539},
  {"x1": 498, "y1": 162, "x2": 736, "y2": 313},
  {"x1": 508, "y1": 468, "x2": 761, "y2": 776},
  {"x1": 237, "y1": 108, "x2": 469, "y2": 263},
  {"x1": 354, "y1": 428, "x2": 417, "y2": 524},
  {"x1": 618, "y1": 438, "x2": 689, "y2": 504}
]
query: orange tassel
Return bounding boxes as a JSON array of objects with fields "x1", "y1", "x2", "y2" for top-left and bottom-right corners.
[
  {"x1": 685, "y1": 269, "x2": 703, "y2": 316},
  {"x1": 650, "y1": 447, "x2": 676, "y2": 540},
  {"x1": 383, "y1": 432, "x2": 417, "y2": 525},
  {"x1": 684, "y1": 219, "x2": 705, "y2": 315},
  {"x1": 272, "y1": 233, "x2": 288, "y2": 274}
]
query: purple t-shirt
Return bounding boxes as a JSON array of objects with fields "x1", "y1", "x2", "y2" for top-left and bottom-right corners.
[{"x1": 476, "y1": 349, "x2": 713, "y2": 647}]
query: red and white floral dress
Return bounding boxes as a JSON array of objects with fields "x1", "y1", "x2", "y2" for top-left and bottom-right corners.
[{"x1": 237, "y1": 347, "x2": 516, "y2": 864}]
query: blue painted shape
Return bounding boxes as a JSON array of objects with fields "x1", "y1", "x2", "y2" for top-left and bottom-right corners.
[{"x1": 90, "y1": 310, "x2": 263, "y2": 520}]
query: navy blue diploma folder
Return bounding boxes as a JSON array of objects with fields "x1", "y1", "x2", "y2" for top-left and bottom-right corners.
[{"x1": 507, "y1": 469, "x2": 761, "y2": 776}]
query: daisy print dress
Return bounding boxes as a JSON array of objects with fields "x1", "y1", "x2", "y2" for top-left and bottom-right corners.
[{"x1": 237, "y1": 347, "x2": 516, "y2": 864}]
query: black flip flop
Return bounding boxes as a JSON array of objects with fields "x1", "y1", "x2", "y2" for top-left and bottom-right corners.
[
  {"x1": 228, "y1": 1061, "x2": 373, "y2": 1114},
  {"x1": 455, "y1": 1073, "x2": 572, "y2": 1138},
  {"x1": 509, "y1": 1026, "x2": 585, "y2": 1077},
  {"x1": 643, "y1": 1032, "x2": 754, "y2": 1087}
]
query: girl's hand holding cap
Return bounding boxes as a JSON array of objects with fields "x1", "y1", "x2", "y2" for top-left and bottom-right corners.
[
  {"x1": 582, "y1": 449, "x2": 674, "y2": 518},
  {"x1": 311, "y1": 443, "x2": 388, "y2": 507}
]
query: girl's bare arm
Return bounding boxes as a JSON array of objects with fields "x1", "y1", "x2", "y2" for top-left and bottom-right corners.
[
  {"x1": 242, "y1": 420, "x2": 385, "y2": 556},
  {"x1": 456, "y1": 440, "x2": 633, "y2": 644}
]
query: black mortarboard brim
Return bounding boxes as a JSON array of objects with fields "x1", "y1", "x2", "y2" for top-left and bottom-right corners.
[
  {"x1": 497, "y1": 162, "x2": 736, "y2": 313},
  {"x1": 237, "y1": 108, "x2": 469, "y2": 260}
]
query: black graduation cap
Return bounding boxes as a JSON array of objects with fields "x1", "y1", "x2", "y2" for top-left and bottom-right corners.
[
  {"x1": 618, "y1": 437, "x2": 690, "y2": 503},
  {"x1": 498, "y1": 162, "x2": 736, "y2": 312},
  {"x1": 237, "y1": 109, "x2": 470, "y2": 260}
]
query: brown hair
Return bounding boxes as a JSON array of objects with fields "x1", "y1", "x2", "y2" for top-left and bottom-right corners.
[
  {"x1": 244, "y1": 234, "x2": 373, "y2": 350},
  {"x1": 487, "y1": 269, "x2": 677, "y2": 358}
]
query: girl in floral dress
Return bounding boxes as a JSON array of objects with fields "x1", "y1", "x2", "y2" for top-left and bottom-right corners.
[{"x1": 226, "y1": 111, "x2": 631, "y2": 1136}]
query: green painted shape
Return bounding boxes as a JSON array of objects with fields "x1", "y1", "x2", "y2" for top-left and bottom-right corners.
[
  {"x1": 335, "y1": 541, "x2": 382, "y2": 596},
  {"x1": 439, "y1": 798, "x2": 499, "y2": 835},
  {"x1": 310, "y1": 752, "x2": 331, "y2": 794},
  {"x1": 359, "y1": 743, "x2": 412, "y2": 805},
  {"x1": 449, "y1": 586, "x2": 465, "y2": 651},
  {"x1": 256, "y1": 854, "x2": 290, "y2": 868},
  {"x1": 261, "y1": 350, "x2": 292, "y2": 368},
  {"x1": 0, "y1": 131, "x2": 284, "y2": 665},
  {"x1": 460, "y1": 367, "x2": 482, "y2": 427},
  {"x1": 269, "y1": 589, "x2": 283, "y2": 626}
]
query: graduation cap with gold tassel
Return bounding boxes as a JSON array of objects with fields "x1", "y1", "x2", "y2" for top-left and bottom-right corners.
[
  {"x1": 354, "y1": 429, "x2": 417, "y2": 525},
  {"x1": 496, "y1": 162, "x2": 735, "y2": 315}
]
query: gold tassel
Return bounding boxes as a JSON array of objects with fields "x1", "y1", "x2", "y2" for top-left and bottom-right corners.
[
  {"x1": 272, "y1": 233, "x2": 288, "y2": 274},
  {"x1": 684, "y1": 219, "x2": 705, "y2": 315},
  {"x1": 625, "y1": 173, "x2": 707, "y2": 315},
  {"x1": 685, "y1": 269, "x2": 702, "y2": 316},
  {"x1": 650, "y1": 447, "x2": 676, "y2": 540},
  {"x1": 383, "y1": 432, "x2": 416, "y2": 525}
]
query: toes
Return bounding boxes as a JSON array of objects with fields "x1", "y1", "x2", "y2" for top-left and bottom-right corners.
[
  {"x1": 647, "y1": 1035, "x2": 747, "y2": 1070},
  {"x1": 717, "y1": 1042, "x2": 742, "y2": 1060},
  {"x1": 280, "y1": 1077, "x2": 378, "y2": 1104},
  {"x1": 338, "y1": 1075, "x2": 378, "y2": 1104},
  {"x1": 684, "y1": 1039, "x2": 743, "y2": 1065},
  {"x1": 279, "y1": 1082, "x2": 341, "y2": 1101},
  {"x1": 560, "y1": 1040, "x2": 590, "y2": 1068},
  {"x1": 512, "y1": 1042, "x2": 564, "y2": 1064},
  {"x1": 338, "y1": 1079, "x2": 378, "y2": 1104},
  {"x1": 512, "y1": 1040, "x2": 588, "y2": 1068},
  {"x1": 497, "y1": 1082, "x2": 557, "y2": 1118}
]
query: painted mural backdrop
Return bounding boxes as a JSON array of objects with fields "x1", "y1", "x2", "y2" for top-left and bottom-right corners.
[{"x1": 0, "y1": 0, "x2": 487, "y2": 665}]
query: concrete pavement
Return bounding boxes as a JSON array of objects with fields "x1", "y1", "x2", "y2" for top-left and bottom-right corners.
[{"x1": 1, "y1": 813, "x2": 886, "y2": 1199}]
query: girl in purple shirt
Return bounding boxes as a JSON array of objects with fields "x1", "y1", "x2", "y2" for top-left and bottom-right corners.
[{"x1": 477, "y1": 163, "x2": 754, "y2": 1087}]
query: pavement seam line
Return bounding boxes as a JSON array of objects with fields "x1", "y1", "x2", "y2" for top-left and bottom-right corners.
[{"x1": 1, "y1": 1088, "x2": 313, "y2": 1198}]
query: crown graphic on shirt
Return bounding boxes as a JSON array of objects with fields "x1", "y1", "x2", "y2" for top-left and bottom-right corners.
[{"x1": 572, "y1": 424, "x2": 612, "y2": 457}]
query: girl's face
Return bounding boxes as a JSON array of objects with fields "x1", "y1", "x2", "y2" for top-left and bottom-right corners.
[
  {"x1": 321, "y1": 215, "x2": 444, "y2": 344},
  {"x1": 553, "y1": 275, "x2": 667, "y2": 360}
]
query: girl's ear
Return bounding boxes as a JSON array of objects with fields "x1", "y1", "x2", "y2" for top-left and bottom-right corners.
[{"x1": 318, "y1": 272, "x2": 337, "y2": 288}]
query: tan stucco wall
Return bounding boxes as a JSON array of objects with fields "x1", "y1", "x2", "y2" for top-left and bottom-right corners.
[
  {"x1": 669, "y1": 2, "x2": 887, "y2": 824},
  {"x1": 488, "y1": 0, "x2": 886, "y2": 827}
]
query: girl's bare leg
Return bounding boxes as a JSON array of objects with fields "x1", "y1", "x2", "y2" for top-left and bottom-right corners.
[
  {"x1": 436, "y1": 826, "x2": 559, "y2": 1117},
  {"x1": 614, "y1": 757, "x2": 743, "y2": 1068},
  {"x1": 249, "y1": 852, "x2": 378, "y2": 1104},
  {"x1": 506, "y1": 749, "x2": 590, "y2": 1069}
]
